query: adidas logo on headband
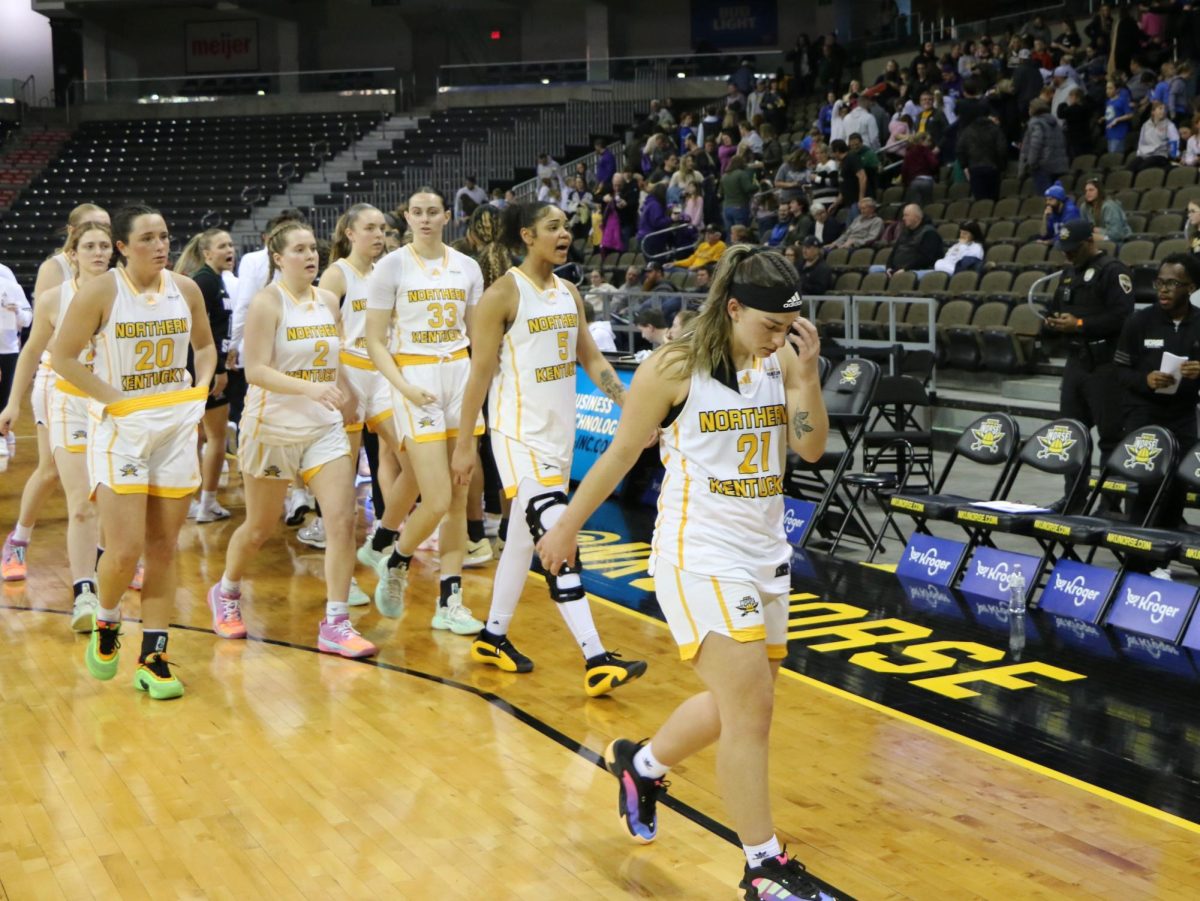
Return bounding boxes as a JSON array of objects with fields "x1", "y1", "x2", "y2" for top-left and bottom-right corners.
[{"x1": 782, "y1": 292, "x2": 802, "y2": 310}]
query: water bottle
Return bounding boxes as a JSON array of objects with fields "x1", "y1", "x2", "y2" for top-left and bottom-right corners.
[{"x1": 1007, "y1": 570, "x2": 1027, "y2": 614}]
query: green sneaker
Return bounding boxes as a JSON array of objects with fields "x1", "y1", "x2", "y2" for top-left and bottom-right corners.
[
  {"x1": 85, "y1": 618, "x2": 122, "y2": 681},
  {"x1": 132, "y1": 653, "x2": 184, "y2": 700}
]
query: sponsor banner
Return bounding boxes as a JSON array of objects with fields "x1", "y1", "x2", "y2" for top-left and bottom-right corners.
[
  {"x1": 185, "y1": 20, "x2": 259, "y2": 74},
  {"x1": 1047, "y1": 614, "x2": 1119, "y2": 658},
  {"x1": 894, "y1": 533, "x2": 968, "y2": 586},
  {"x1": 571, "y1": 367, "x2": 635, "y2": 488},
  {"x1": 1116, "y1": 631, "x2": 1198, "y2": 678},
  {"x1": 1104, "y1": 573, "x2": 1199, "y2": 643},
  {"x1": 897, "y1": 576, "x2": 967, "y2": 620},
  {"x1": 783, "y1": 497, "x2": 817, "y2": 547},
  {"x1": 690, "y1": 0, "x2": 778, "y2": 49},
  {"x1": 958, "y1": 546, "x2": 1041, "y2": 604},
  {"x1": 1038, "y1": 560, "x2": 1117, "y2": 624}
]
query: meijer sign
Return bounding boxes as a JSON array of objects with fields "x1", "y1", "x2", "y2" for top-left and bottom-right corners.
[{"x1": 186, "y1": 20, "x2": 259, "y2": 74}]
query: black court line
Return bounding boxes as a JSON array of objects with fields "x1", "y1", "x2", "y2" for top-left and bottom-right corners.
[{"x1": 3, "y1": 603, "x2": 852, "y2": 901}]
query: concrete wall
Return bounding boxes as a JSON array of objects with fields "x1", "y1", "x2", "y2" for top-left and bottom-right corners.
[
  {"x1": 75, "y1": 91, "x2": 395, "y2": 123},
  {"x1": 0, "y1": 1, "x2": 55, "y2": 102}
]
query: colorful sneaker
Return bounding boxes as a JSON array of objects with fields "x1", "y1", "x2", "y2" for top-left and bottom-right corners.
[
  {"x1": 1, "y1": 533, "x2": 28, "y2": 582},
  {"x1": 206, "y1": 583, "x2": 247, "y2": 639},
  {"x1": 196, "y1": 501, "x2": 231, "y2": 523},
  {"x1": 133, "y1": 652, "x2": 184, "y2": 700},
  {"x1": 464, "y1": 537, "x2": 493, "y2": 568},
  {"x1": 85, "y1": 618, "x2": 122, "y2": 680},
  {"x1": 129, "y1": 562, "x2": 144, "y2": 591},
  {"x1": 373, "y1": 558, "x2": 408, "y2": 618},
  {"x1": 356, "y1": 537, "x2": 387, "y2": 570},
  {"x1": 431, "y1": 585, "x2": 485, "y2": 634},
  {"x1": 585, "y1": 651, "x2": 648, "y2": 698},
  {"x1": 740, "y1": 853, "x2": 831, "y2": 901},
  {"x1": 470, "y1": 628, "x2": 534, "y2": 673},
  {"x1": 318, "y1": 616, "x2": 377, "y2": 658},
  {"x1": 604, "y1": 738, "x2": 666, "y2": 843},
  {"x1": 70, "y1": 585, "x2": 99, "y2": 633},
  {"x1": 348, "y1": 577, "x2": 371, "y2": 607},
  {"x1": 298, "y1": 517, "x2": 326, "y2": 549}
]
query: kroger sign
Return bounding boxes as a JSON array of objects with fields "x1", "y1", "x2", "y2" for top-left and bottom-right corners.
[{"x1": 1104, "y1": 573, "x2": 1199, "y2": 643}]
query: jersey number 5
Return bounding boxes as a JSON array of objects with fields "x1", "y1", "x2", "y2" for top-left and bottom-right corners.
[
  {"x1": 133, "y1": 338, "x2": 175, "y2": 372},
  {"x1": 557, "y1": 331, "x2": 569, "y2": 361},
  {"x1": 736, "y1": 431, "x2": 773, "y2": 475}
]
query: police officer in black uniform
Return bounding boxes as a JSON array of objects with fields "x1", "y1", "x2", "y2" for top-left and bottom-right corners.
[
  {"x1": 1044, "y1": 219, "x2": 1134, "y2": 507},
  {"x1": 1114, "y1": 252, "x2": 1200, "y2": 528}
]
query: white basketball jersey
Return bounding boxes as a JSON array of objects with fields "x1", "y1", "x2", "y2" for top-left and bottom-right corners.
[
  {"x1": 488, "y1": 268, "x2": 579, "y2": 464},
  {"x1": 367, "y1": 244, "x2": 482, "y2": 357},
  {"x1": 53, "y1": 279, "x2": 95, "y2": 393},
  {"x1": 52, "y1": 252, "x2": 72, "y2": 281},
  {"x1": 243, "y1": 285, "x2": 342, "y2": 443},
  {"x1": 653, "y1": 353, "x2": 790, "y2": 584},
  {"x1": 334, "y1": 258, "x2": 373, "y2": 364},
  {"x1": 92, "y1": 269, "x2": 193, "y2": 399}
]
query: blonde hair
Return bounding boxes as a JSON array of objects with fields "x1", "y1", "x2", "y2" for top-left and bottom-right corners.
[
  {"x1": 658, "y1": 245, "x2": 799, "y2": 379},
  {"x1": 328, "y1": 203, "x2": 380, "y2": 265},
  {"x1": 56, "y1": 203, "x2": 108, "y2": 255},
  {"x1": 64, "y1": 221, "x2": 113, "y2": 259},
  {"x1": 175, "y1": 228, "x2": 229, "y2": 276},
  {"x1": 267, "y1": 221, "x2": 314, "y2": 280}
]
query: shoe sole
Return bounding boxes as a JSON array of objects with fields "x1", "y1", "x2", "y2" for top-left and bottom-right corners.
[
  {"x1": 195, "y1": 512, "x2": 231, "y2": 523},
  {"x1": 432, "y1": 615, "x2": 485, "y2": 635},
  {"x1": 470, "y1": 643, "x2": 533, "y2": 673},
  {"x1": 297, "y1": 538, "x2": 327, "y2": 549},
  {"x1": 586, "y1": 660, "x2": 648, "y2": 698},
  {"x1": 70, "y1": 608, "x2": 95, "y2": 633},
  {"x1": 133, "y1": 672, "x2": 184, "y2": 700},
  {"x1": 348, "y1": 590, "x2": 371, "y2": 607},
  {"x1": 463, "y1": 553, "x2": 493, "y2": 568},
  {"x1": 1, "y1": 572, "x2": 26, "y2": 582},
  {"x1": 318, "y1": 638, "x2": 377, "y2": 658},
  {"x1": 603, "y1": 740, "x2": 657, "y2": 845},
  {"x1": 207, "y1": 585, "x2": 247, "y2": 639}
]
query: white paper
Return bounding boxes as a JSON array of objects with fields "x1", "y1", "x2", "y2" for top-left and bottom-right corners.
[
  {"x1": 1157, "y1": 351, "x2": 1186, "y2": 395},
  {"x1": 968, "y1": 501, "x2": 1051, "y2": 514}
]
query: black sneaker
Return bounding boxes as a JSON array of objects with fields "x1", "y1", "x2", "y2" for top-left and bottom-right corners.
[
  {"x1": 604, "y1": 738, "x2": 667, "y2": 843},
  {"x1": 584, "y1": 650, "x2": 647, "y2": 697},
  {"x1": 470, "y1": 628, "x2": 534, "y2": 673},
  {"x1": 741, "y1": 853, "x2": 831, "y2": 901}
]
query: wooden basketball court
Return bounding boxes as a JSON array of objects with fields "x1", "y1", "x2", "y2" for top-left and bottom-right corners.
[{"x1": 1, "y1": 408, "x2": 1197, "y2": 900}]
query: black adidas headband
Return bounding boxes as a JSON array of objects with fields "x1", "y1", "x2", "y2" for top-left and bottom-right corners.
[{"x1": 731, "y1": 280, "x2": 803, "y2": 314}]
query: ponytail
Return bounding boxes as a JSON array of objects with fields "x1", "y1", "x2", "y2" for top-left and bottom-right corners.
[
  {"x1": 175, "y1": 227, "x2": 227, "y2": 276},
  {"x1": 500, "y1": 200, "x2": 553, "y2": 254},
  {"x1": 328, "y1": 203, "x2": 379, "y2": 265},
  {"x1": 467, "y1": 204, "x2": 511, "y2": 288}
]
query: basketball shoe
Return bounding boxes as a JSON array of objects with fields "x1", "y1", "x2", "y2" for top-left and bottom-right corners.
[
  {"x1": 585, "y1": 651, "x2": 647, "y2": 697},
  {"x1": 206, "y1": 583, "x2": 247, "y2": 639},
  {"x1": 470, "y1": 628, "x2": 533, "y2": 672},
  {"x1": 604, "y1": 738, "x2": 666, "y2": 843},
  {"x1": 318, "y1": 616, "x2": 377, "y2": 658},
  {"x1": 2, "y1": 533, "x2": 28, "y2": 581},
  {"x1": 85, "y1": 618, "x2": 122, "y2": 680},
  {"x1": 740, "y1": 853, "x2": 832, "y2": 901},
  {"x1": 133, "y1": 652, "x2": 184, "y2": 700},
  {"x1": 430, "y1": 583, "x2": 484, "y2": 634}
]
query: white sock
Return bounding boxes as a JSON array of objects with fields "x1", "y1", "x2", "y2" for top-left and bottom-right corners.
[
  {"x1": 220, "y1": 575, "x2": 240, "y2": 595},
  {"x1": 483, "y1": 502, "x2": 533, "y2": 636},
  {"x1": 634, "y1": 743, "x2": 670, "y2": 779},
  {"x1": 98, "y1": 604, "x2": 121, "y2": 623},
  {"x1": 201, "y1": 490, "x2": 217, "y2": 507},
  {"x1": 743, "y1": 835, "x2": 783, "y2": 868},
  {"x1": 13, "y1": 523, "x2": 32, "y2": 542},
  {"x1": 557, "y1": 599, "x2": 604, "y2": 659},
  {"x1": 325, "y1": 600, "x2": 350, "y2": 620}
]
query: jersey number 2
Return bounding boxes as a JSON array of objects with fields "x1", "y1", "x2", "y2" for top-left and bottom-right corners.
[{"x1": 736, "y1": 431, "x2": 772, "y2": 475}]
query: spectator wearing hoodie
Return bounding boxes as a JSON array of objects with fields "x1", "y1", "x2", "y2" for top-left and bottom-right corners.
[
  {"x1": 1040, "y1": 182, "x2": 1080, "y2": 243},
  {"x1": 1079, "y1": 177, "x2": 1131, "y2": 244},
  {"x1": 1020, "y1": 99, "x2": 1070, "y2": 194},
  {"x1": 1104, "y1": 80, "x2": 1135, "y2": 154},
  {"x1": 957, "y1": 113, "x2": 1008, "y2": 200},
  {"x1": 934, "y1": 221, "x2": 985, "y2": 274},
  {"x1": 1131, "y1": 101, "x2": 1180, "y2": 173}
]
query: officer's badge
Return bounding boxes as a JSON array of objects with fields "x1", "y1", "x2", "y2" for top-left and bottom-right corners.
[
  {"x1": 1083, "y1": 268, "x2": 1095, "y2": 282},
  {"x1": 970, "y1": 417, "x2": 1006, "y2": 454},
  {"x1": 1036, "y1": 424, "x2": 1077, "y2": 462},
  {"x1": 839, "y1": 362, "x2": 861, "y2": 385},
  {"x1": 1124, "y1": 433, "x2": 1163, "y2": 471},
  {"x1": 1118, "y1": 273, "x2": 1133, "y2": 294}
]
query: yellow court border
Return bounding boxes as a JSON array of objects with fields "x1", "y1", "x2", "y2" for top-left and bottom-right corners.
[{"x1": 584, "y1": 590, "x2": 1200, "y2": 837}]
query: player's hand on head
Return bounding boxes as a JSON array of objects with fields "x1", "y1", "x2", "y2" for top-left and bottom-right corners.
[{"x1": 787, "y1": 317, "x2": 821, "y2": 366}]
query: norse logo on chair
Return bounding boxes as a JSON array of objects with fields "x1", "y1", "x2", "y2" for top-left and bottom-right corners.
[
  {"x1": 969, "y1": 418, "x2": 1006, "y2": 454},
  {"x1": 1036, "y1": 425, "x2": 1077, "y2": 462},
  {"x1": 1123, "y1": 433, "x2": 1163, "y2": 470}
]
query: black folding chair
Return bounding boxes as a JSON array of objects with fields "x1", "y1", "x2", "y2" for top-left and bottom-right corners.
[
  {"x1": 873, "y1": 412, "x2": 1020, "y2": 563},
  {"x1": 1096, "y1": 437, "x2": 1200, "y2": 570},
  {"x1": 1029, "y1": 425, "x2": 1179, "y2": 570},
  {"x1": 862, "y1": 375, "x2": 935, "y2": 494},
  {"x1": 948, "y1": 418, "x2": 1091, "y2": 590},
  {"x1": 786, "y1": 358, "x2": 881, "y2": 548}
]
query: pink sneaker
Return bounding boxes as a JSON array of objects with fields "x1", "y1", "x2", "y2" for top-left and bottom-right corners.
[
  {"x1": 318, "y1": 616, "x2": 377, "y2": 658},
  {"x1": 206, "y1": 583, "x2": 247, "y2": 639},
  {"x1": 129, "y1": 561, "x2": 144, "y2": 591},
  {"x1": 1, "y1": 533, "x2": 28, "y2": 582}
]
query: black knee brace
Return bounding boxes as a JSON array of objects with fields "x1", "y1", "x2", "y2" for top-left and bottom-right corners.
[{"x1": 526, "y1": 491, "x2": 585, "y2": 603}]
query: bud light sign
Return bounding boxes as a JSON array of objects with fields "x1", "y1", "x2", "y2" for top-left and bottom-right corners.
[
  {"x1": 1104, "y1": 573, "x2": 1199, "y2": 643},
  {"x1": 1038, "y1": 560, "x2": 1117, "y2": 624},
  {"x1": 783, "y1": 497, "x2": 816, "y2": 547},
  {"x1": 958, "y1": 546, "x2": 1041, "y2": 604},
  {"x1": 894, "y1": 534, "x2": 968, "y2": 587}
]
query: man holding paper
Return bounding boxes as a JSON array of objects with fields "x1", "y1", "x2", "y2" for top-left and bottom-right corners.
[{"x1": 1113, "y1": 253, "x2": 1200, "y2": 528}]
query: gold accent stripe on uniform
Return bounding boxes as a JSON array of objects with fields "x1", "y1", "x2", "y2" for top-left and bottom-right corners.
[
  {"x1": 504, "y1": 334, "x2": 523, "y2": 439},
  {"x1": 365, "y1": 408, "x2": 394, "y2": 429},
  {"x1": 339, "y1": 350, "x2": 377, "y2": 370},
  {"x1": 674, "y1": 565, "x2": 700, "y2": 652},
  {"x1": 54, "y1": 378, "x2": 89, "y2": 397},
  {"x1": 710, "y1": 576, "x2": 737, "y2": 634},
  {"x1": 105, "y1": 385, "x2": 207, "y2": 417},
  {"x1": 392, "y1": 347, "x2": 469, "y2": 367}
]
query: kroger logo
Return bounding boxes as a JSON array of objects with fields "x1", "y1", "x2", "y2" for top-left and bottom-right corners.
[
  {"x1": 973, "y1": 559, "x2": 1026, "y2": 594},
  {"x1": 908, "y1": 546, "x2": 953, "y2": 578},
  {"x1": 783, "y1": 506, "x2": 807, "y2": 536},
  {"x1": 1123, "y1": 586, "x2": 1181, "y2": 625},
  {"x1": 1052, "y1": 573, "x2": 1101, "y2": 608}
]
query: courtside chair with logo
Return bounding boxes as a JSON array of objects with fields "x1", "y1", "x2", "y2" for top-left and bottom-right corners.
[
  {"x1": 949, "y1": 418, "x2": 1091, "y2": 588},
  {"x1": 829, "y1": 438, "x2": 917, "y2": 558},
  {"x1": 1028, "y1": 425, "x2": 1179, "y2": 572},
  {"x1": 872, "y1": 412, "x2": 1020, "y2": 564},
  {"x1": 1096, "y1": 439, "x2": 1200, "y2": 571},
  {"x1": 786, "y1": 358, "x2": 881, "y2": 549}
]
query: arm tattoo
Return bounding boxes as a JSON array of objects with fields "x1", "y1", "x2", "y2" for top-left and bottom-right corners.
[
  {"x1": 792, "y1": 408, "x2": 814, "y2": 438},
  {"x1": 598, "y1": 368, "x2": 626, "y2": 406}
]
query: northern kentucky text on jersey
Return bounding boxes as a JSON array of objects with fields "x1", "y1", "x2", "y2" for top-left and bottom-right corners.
[
  {"x1": 114, "y1": 318, "x2": 189, "y2": 339},
  {"x1": 698, "y1": 404, "x2": 787, "y2": 433}
]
